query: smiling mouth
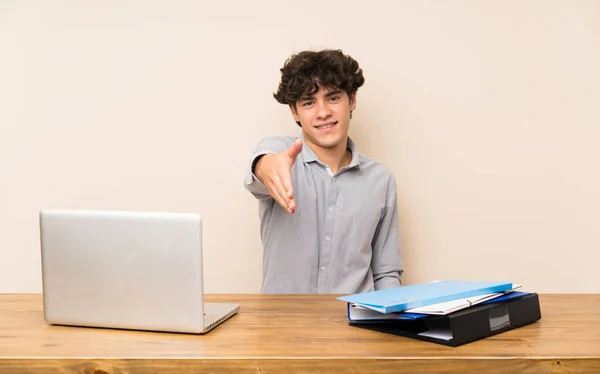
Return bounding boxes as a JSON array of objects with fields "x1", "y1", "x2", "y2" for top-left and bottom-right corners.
[{"x1": 315, "y1": 121, "x2": 337, "y2": 129}]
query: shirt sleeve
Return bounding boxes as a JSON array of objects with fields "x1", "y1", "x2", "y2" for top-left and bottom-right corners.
[
  {"x1": 371, "y1": 176, "x2": 404, "y2": 290},
  {"x1": 244, "y1": 137, "x2": 290, "y2": 200}
]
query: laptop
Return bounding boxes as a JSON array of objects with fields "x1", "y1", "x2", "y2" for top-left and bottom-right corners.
[{"x1": 39, "y1": 209, "x2": 239, "y2": 334}]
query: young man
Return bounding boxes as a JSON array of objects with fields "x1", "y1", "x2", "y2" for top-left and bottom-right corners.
[{"x1": 245, "y1": 49, "x2": 403, "y2": 294}]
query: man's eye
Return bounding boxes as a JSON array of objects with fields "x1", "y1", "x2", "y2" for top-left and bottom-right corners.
[
  {"x1": 329, "y1": 96, "x2": 340, "y2": 102},
  {"x1": 302, "y1": 101, "x2": 313, "y2": 107}
]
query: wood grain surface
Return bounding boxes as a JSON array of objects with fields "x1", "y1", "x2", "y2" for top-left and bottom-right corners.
[{"x1": 1, "y1": 294, "x2": 599, "y2": 373}]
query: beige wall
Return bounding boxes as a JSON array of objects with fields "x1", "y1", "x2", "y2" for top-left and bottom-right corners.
[{"x1": 1, "y1": 1, "x2": 598, "y2": 294}]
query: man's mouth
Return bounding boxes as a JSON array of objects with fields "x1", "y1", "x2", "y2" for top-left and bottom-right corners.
[{"x1": 315, "y1": 121, "x2": 337, "y2": 129}]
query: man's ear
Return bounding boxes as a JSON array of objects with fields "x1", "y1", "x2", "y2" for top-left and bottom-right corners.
[
  {"x1": 289, "y1": 104, "x2": 302, "y2": 127},
  {"x1": 289, "y1": 104, "x2": 299, "y2": 119},
  {"x1": 349, "y1": 93, "x2": 357, "y2": 112}
]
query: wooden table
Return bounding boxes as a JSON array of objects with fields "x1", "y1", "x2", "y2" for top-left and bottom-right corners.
[{"x1": 1, "y1": 294, "x2": 599, "y2": 373}]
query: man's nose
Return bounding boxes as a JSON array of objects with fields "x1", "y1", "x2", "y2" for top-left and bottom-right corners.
[{"x1": 316, "y1": 101, "x2": 332, "y2": 118}]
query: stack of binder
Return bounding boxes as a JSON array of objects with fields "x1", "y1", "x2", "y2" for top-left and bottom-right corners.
[{"x1": 337, "y1": 281, "x2": 541, "y2": 347}]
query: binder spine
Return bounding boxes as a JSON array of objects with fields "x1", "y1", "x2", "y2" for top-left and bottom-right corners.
[{"x1": 449, "y1": 293, "x2": 541, "y2": 345}]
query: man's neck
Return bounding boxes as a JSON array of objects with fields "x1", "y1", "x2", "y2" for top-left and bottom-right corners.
[{"x1": 309, "y1": 139, "x2": 351, "y2": 175}]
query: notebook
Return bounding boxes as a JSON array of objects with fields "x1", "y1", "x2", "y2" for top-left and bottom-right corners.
[{"x1": 338, "y1": 280, "x2": 514, "y2": 314}]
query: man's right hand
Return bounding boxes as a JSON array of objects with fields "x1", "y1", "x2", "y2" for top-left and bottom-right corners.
[{"x1": 255, "y1": 139, "x2": 303, "y2": 214}]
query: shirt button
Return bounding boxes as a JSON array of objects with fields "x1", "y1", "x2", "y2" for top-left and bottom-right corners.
[
  {"x1": 332, "y1": 177, "x2": 336, "y2": 181},
  {"x1": 325, "y1": 236, "x2": 330, "y2": 241},
  {"x1": 320, "y1": 266, "x2": 326, "y2": 271},
  {"x1": 328, "y1": 206, "x2": 333, "y2": 212}
]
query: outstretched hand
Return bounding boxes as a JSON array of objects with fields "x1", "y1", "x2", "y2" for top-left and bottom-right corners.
[{"x1": 255, "y1": 139, "x2": 303, "y2": 214}]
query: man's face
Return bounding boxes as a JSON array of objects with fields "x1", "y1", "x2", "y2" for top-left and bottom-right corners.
[{"x1": 291, "y1": 86, "x2": 356, "y2": 151}]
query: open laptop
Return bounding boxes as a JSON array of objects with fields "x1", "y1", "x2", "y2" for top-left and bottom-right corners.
[{"x1": 39, "y1": 209, "x2": 239, "y2": 334}]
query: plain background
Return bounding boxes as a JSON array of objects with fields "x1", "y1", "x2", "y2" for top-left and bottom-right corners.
[{"x1": 1, "y1": 0, "x2": 599, "y2": 293}]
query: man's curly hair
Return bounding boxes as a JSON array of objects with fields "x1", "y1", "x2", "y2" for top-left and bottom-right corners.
[{"x1": 273, "y1": 49, "x2": 365, "y2": 112}]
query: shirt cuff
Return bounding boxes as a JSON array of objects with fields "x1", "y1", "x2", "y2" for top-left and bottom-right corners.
[
  {"x1": 244, "y1": 150, "x2": 276, "y2": 198},
  {"x1": 374, "y1": 274, "x2": 402, "y2": 290}
]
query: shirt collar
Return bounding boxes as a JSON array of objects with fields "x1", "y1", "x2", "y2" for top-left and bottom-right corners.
[{"x1": 297, "y1": 133, "x2": 361, "y2": 170}]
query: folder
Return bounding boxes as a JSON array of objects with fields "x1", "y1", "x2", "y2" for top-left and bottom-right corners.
[
  {"x1": 395, "y1": 284, "x2": 522, "y2": 316},
  {"x1": 349, "y1": 292, "x2": 541, "y2": 347},
  {"x1": 338, "y1": 280, "x2": 514, "y2": 314},
  {"x1": 347, "y1": 290, "x2": 526, "y2": 321}
]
